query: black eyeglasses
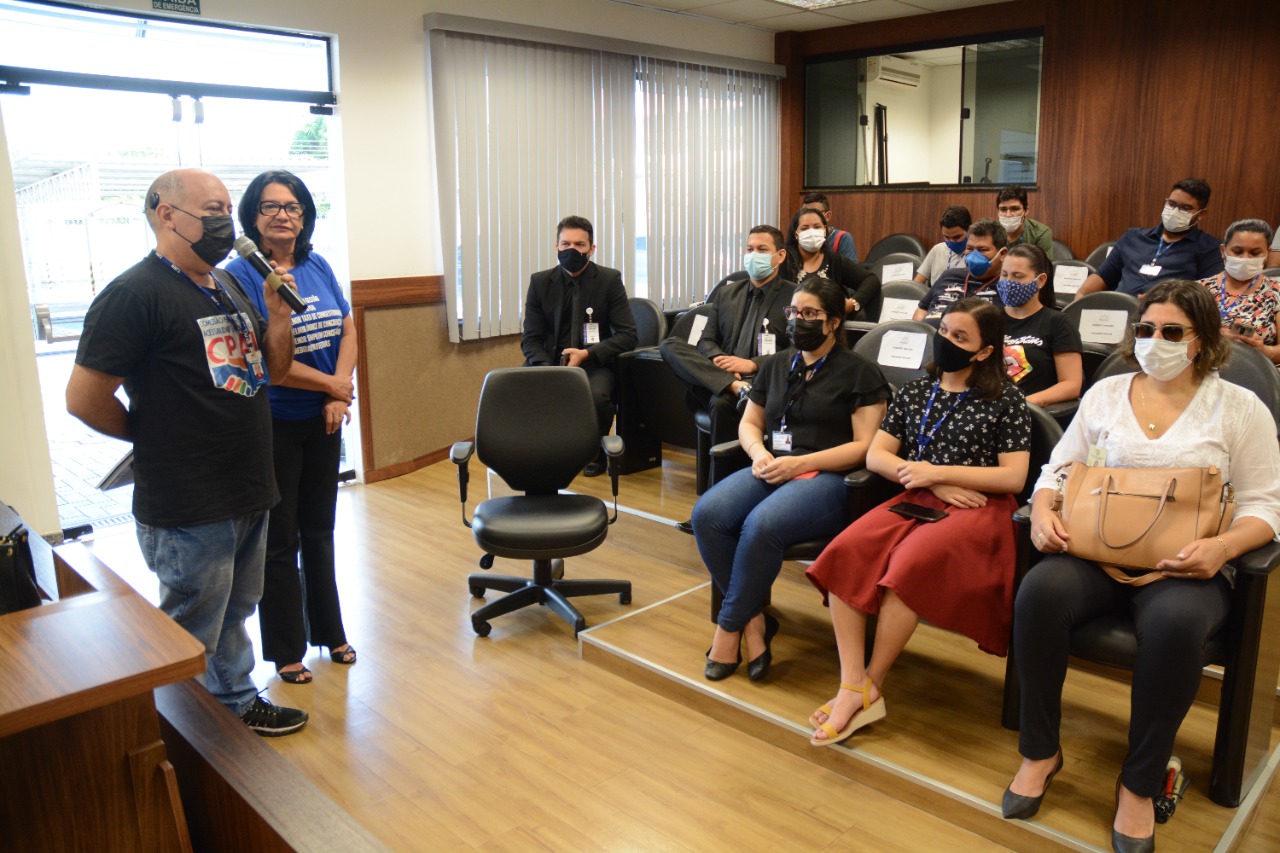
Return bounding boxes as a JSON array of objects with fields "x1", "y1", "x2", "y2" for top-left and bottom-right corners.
[
  {"x1": 783, "y1": 307, "x2": 828, "y2": 321},
  {"x1": 258, "y1": 201, "x2": 304, "y2": 218},
  {"x1": 1132, "y1": 322, "x2": 1197, "y2": 343}
]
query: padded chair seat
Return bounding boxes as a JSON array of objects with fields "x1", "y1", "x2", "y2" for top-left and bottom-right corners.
[
  {"x1": 473, "y1": 495, "x2": 608, "y2": 560},
  {"x1": 1070, "y1": 611, "x2": 1227, "y2": 669}
]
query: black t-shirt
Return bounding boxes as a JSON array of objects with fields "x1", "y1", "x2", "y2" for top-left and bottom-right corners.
[
  {"x1": 1002, "y1": 307, "x2": 1082, "y2": 397},
  {"x1": 749, "y1": 346, "x2": 891, "y2": 465},
  {"x1": 918, "y1": 268, "x2": 1003, "y2": 326},
  {"x1": 75, "y1": 254, "x2": 278, "y2": 527},
  {"x1": 882, "y1": 376, "x2": 1031, "y2": 466}
]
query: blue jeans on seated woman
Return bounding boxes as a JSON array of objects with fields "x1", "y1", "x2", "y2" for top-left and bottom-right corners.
[{"x1": 692, "y1": 466, "x2": 849, "y2": 632}]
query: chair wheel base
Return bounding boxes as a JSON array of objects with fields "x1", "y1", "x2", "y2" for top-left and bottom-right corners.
[
  {"x1": 479, "y1": 554, "x2": 494, "y2": 569},
  {"x1": 473, "y1": 619, "x2": 492, "y2": 637},
  {"x1": 620, "y1": 591, "x2": 631, "y2": 605},
  {"x1": 469, "y1": 585, "x2": 485, "y2": 599}
]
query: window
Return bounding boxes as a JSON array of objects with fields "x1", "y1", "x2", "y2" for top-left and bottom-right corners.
[
  {"x1": 804, "y1": 35, "x2": 1042, "y2": 188},
  {"x1": 428, "y1": 27, "x2": 779, "y2": 341}
]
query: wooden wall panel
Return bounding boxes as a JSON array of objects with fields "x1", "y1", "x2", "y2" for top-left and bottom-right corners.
[{"x1": 778, "y1": 0, "x2": 1280, "y2": 261}]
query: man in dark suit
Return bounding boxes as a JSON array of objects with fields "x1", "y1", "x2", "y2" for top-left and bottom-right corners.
[
  {"x1": 660, "y1": 225, "x2": 794, "y2": 529},
  {"x1": 522, "y1": 215, "x2": 637, "y2": 476}
]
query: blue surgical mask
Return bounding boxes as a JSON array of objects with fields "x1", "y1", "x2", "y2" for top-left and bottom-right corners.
[
  {"x1": 996, "y1": 276, "x2": 1041, "y2": 308},
  {"x1": 965, "y1": 249, "x2": 994, "y2": 277},
  {"x1": 744, "y1": 251, "x2": 776, "y2": 282},
  {"x1": 944, "y1": 238, "x2": 968, "y2": 255}
]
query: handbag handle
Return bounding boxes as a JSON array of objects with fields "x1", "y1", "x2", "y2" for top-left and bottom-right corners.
[{"x1": 1096, "y1": 474, "x2": 1176, "y2": 549}]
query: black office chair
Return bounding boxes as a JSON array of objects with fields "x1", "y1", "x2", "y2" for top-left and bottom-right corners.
[
  {"x1": 1061, "y1": 291, "x2": 1139, "y2": 389},
  {"x1": 869, "y1": 251, "x2": 923, "y2": 288},
  {"x1": 1084, "y1": 240, "x2": 1118, "y2": 270},
  {"x1": 865, "y1": 233, "x2": 927, "y2": 265},
  {"x1": 451, "y1": 368, "x2": 631, "y2": 637},
  {"x1": 852, "y1": 319, "x2": 936, "y2": 391},
  {"x1": 1051, "y1": 239, "x2": 1075, "y2": 261},
  {"x1": 1264, "y1": 267, "x2": 1280, "y2": 279},
  {"x1": 628, "y1": 297, "x2": 667, "y2": 347},
  {"x1": 1051, "y1": 259, "x2": 1095, "y2": 308},
  {"x1": 1002, "y1": 349, "x2": 1280, "y2": 806}
]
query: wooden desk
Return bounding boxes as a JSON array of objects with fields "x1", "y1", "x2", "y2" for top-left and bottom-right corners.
[{"x1": 0, "y1": 538, "x2": 204, "y2": 852}]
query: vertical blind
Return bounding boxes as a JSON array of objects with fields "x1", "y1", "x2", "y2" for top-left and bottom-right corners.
[{"x1": 428, "y1": 30, "x2": 778, "y2": 341}]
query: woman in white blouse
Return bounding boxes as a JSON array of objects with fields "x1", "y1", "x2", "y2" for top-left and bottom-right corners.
[{"x1": 1001, "y1": 280, "x2": 1280, "y2": 853}]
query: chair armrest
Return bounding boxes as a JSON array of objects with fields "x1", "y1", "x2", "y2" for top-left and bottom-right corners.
[
  {"x1": 451, "y1": 441, "x2": 474, "y2": 466},
  {"x1": 1232, "y1": 541, "x2": 1280, "y2": 577},
  {"x1": 1043, "y1": 400, "x2": 1079, "y2": 423},
  {"x1": 1013, "y1": 504, "x2": 1031, "y2": 525},
  {"x1": 710, "y1": 440, "x2": 745, "y2": 458},
  {"x1": 602, "y1": 435, "x2": 624, "y2": 458},
  {"x1": 844, "y1": 467, "x2": 882, "y2": 488}
]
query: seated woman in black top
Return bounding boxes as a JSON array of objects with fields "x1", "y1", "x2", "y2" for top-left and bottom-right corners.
[
  {"x1": 691, "y1": 278, "x2": 890, "y2": 682},
  {"x1": 999, "y1": 244, "x2": 1083, "y2": 406},
  {"x1": 781, "y1": 206, "x2": 881, "y2": 321}
]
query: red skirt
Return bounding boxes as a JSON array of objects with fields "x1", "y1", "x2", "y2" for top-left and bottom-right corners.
[{"x1": 806, "y1": 489, "x2": 1019, "y2": 656}]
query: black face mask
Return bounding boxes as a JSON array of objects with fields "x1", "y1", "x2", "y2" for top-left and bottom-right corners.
[
  {"x1": 787, "y1": 317, "x2": 829, "y2": 352},
  {"x1": 173, "y1": 206, "x2": 236, "y2": 266},
  {"x1": 933, "y1": 332, "x2": 979, "y2": 373},
  {"x1": 558, "y1": 247, "x2": 590, "y2": 274}
]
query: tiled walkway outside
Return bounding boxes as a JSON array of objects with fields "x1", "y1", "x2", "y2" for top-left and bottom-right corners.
[{"x1": 36, "y1": 346, "x2": 135, "y2": 533}]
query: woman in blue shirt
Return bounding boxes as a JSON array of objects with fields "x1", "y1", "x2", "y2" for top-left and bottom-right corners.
[{"x1": 229, "y1": 170, "x2": 357, "y2": 684}]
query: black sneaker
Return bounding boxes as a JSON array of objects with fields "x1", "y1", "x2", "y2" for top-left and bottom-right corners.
[
  {"x1": 240, "y1": 695, "x2": 309, "y2": 737},
  {"x1": 583, "y1": 459, "x2": 607, "y2": 477}
]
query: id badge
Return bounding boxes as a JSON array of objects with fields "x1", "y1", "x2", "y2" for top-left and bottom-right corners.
[
  {"x1": 1086, "y1": 444, "x2": 1107, "y2": 467},
  {"x1": 758, "y1": 332, "x2": 776, "y2": 356},
  {"x1": 246, "y1": 348, "x2": 266, "y2": 380},
  {"x1": 771, "y1": 430, "x2": 792, "y2": 453},
  {"x1": 1139, "y1": 264, "x2": 1163, "y2": 277},
  {"x1": 583, "y1": 322, "x2": 600, "y2": 345}
]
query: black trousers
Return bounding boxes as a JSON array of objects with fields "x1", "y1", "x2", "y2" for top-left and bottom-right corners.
[
  {"x1": 582, "y1": 363, "x2": 617, "y2": 438},
  {"x1": 658, "y1": 337, "x2": 743, "y2": 446},
  {"x1": 1013, "y1": 555, "x2": 1231, "y2": 797},
  {"x1": 259, "y1": 415, "x2": 348, "y2": 666}
]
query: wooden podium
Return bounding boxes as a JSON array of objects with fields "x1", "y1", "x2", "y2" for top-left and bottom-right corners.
[{"x1": 0, "y1": 531, "x2": 204, "y2": 852}]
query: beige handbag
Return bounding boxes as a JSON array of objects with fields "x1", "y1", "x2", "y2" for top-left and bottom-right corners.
[{"x1": 1053, "y1": 462, "x2": 1235, "y2": 585}]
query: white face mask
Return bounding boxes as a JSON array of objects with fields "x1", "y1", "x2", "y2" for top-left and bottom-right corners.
[
  {"x1": 798, "y1": 229, "x2": 826, "y2": 252},
  {"x1": 1223, "y1": 255, "x2": 1266, "y2": 283},
  {"x1": 1134, "y1": 337, "x2": 1194, "y2": 382},
  {"x1": 998, "y1": 214, "x2": 1024, "y2": 233},
  {"x1": 1161, "y1": 206, "x2": 1196, "y2": 234}
]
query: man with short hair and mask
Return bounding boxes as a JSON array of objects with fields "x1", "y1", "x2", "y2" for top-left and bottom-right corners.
[
  {"x1": 521, "y1": 214, "x2": 637, "y2": 477},
  {"x1": 67, "y1": 168, "x2": 309, "y2": 737},
  {"x1": 660, "y1": 225, "x2": 795, "y2": 533},
  {"x1": 995, "y1": 186, "x2": 1054, "y2": 257},
  {"x1": 1076, "y1": 178, "x2": 1224, "y2": 298},
  {"x1": 914, "y1": 218, "x2": 1008, "y2": 327}
]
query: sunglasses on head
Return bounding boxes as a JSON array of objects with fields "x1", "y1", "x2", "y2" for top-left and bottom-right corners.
[{"x1": 1132, "y1": 322, "x2": 1196, "y2": 343}]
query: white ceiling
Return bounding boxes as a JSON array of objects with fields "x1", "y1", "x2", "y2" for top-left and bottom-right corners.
[{"x1": 609, "y1": 0, "x2": 1004, "y2": 33}]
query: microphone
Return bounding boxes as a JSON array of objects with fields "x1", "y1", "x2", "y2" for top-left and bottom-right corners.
[{"x1": 233, "y1": 236, "x2": 308, "y2": 314}]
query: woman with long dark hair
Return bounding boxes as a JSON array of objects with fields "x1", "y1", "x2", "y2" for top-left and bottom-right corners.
[
  {"x1": 780, "y1": 206, "x2": 880, "y2": 321},
  {"x1": 228, "y1": 170, "x2": 357, "y2": 683},
  {"x1": 694, "y1": 277, "x2": 889, "y2": 683},
  {"x1": 806, "y1": 298, "x2": 1031, "y2": 745}
]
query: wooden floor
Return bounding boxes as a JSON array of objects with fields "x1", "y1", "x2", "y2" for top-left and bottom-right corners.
[{"x1": 81, "y1": 450, "x2": 1280, "y2": 852}]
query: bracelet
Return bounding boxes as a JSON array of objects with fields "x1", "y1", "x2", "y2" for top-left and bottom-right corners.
[
  {"x1": 1217, "y1": 536, "x2": 1231, "y2": 561},
  {"x1": 744, "y1": 440, "x2": 759, "y2": 457}
]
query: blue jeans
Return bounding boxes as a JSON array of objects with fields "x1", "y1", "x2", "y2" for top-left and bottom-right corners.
[
  {"x1": 692, "y1": 467, "x2": 849, "y2": 631},
  {"x1": 137, "y1": 512, "x2": 268, "y2": 716}
]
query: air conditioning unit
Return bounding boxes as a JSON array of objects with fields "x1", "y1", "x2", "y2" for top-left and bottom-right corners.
[{"x1": 866, "y1": 56, "x2": 921, "y2": 88}]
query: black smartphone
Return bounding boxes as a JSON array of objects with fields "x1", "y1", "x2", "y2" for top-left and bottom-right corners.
[{"x1": 888, "y1": 502, "x2": 949, "y2": 523}]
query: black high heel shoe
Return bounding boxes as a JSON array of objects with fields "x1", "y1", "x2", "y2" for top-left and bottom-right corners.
[
  {"x1": 1001, "y1": 751, "x2": 1063, "y2": 820},
  {"x1": 1111, "y1": 776, "x2": 1155, "y2": 853},
  {"x1": 747, "y1": 613, "x2": 780, "y2": 682}
]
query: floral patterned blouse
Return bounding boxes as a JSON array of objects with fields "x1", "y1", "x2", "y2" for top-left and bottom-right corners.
[{"x1": 1201, "y1": 272, "x2": 1280, "y2": 346}]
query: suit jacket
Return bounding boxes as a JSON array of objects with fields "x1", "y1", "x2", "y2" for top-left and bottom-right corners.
[
  {"x1": 697, "y1": 274, "x2": 795, "y2": 370},
  {"x1": 521, "y1": 262, "x2": 637, "y2": 367}
]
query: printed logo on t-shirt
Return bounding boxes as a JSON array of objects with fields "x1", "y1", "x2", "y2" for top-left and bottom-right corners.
[
  {"x1": 198, "y1": 313, "x2": 265, "y2": 397},
  {"x1": 291, "y1": 294, "x2": 346, "y2": 355},
  {"x1": 1003, "y1": 343, "x2": 1032, "y2": 383},
  {"x1": 928, "y1": 283, "x2": 999, "y2": 318}
]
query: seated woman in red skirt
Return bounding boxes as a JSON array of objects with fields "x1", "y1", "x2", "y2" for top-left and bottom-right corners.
[{"x1": 806, "y1": 297, "x2": 1031, "y2": 746}]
